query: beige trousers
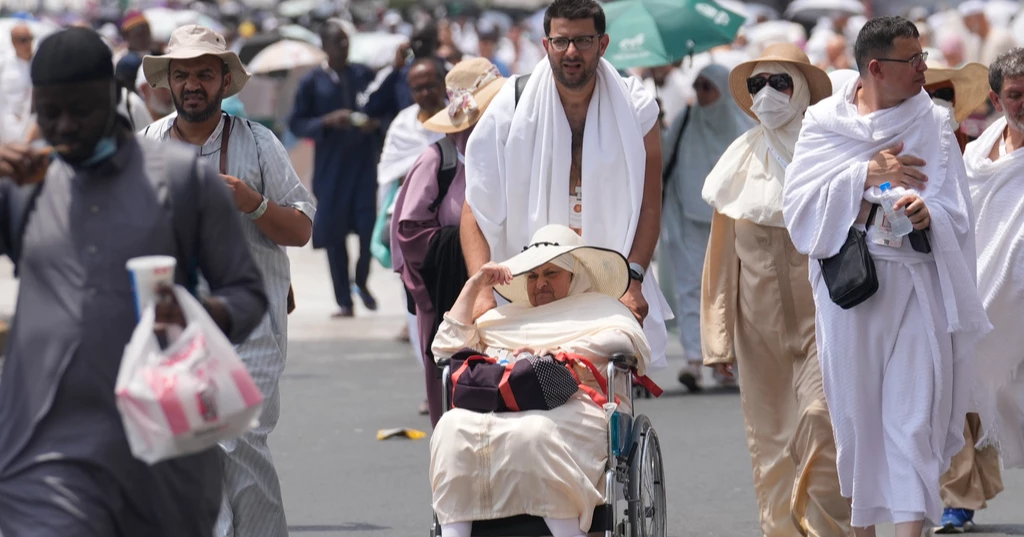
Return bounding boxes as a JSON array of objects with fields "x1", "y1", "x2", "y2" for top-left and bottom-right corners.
[
  {"x1": 939, "y1": 413, "x2": 1004, "y2": 510},
  {"x1": 703, "y1": 214, "x2": 852, "y2": 537}
]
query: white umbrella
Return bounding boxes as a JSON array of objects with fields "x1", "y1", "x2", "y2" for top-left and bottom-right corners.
[
  {"x1": 247, "y1": 39, "x2": 327, "y2": 75},
  {"x1": 349, "y1": 31, "x2": 408, "y2": 70},
  {"x1": 145, "y1": 8, "x2": 225, "y2": 44},
  {"x1": 278, "y1": 24, "x2": 321, "y2": 47},
  {"x1": 987, "y1": 0, "x2": 1020, "y2": 29},
  {"x1": 784, "y1": 0, "x2": 866, "y2": 22}
]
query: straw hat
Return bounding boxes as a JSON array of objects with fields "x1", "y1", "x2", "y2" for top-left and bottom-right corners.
[
  {"x1": 424, "y1": 57, "x2": 506, "y2": 134},
  {"x1": 142, "y1": 25, "x2": 251, "y2": 98},
  {"x1": 924, "y1": 61, "x2": 990, "y2": 123},
  {"x1": 729, "y1": 42, "x2": 832, "y2": 120},
  {"x1": 494, "y1": 225, "x2": 629, "y2": 305}
]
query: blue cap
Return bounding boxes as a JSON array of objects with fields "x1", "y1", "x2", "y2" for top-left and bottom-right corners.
[{"x1": 880, "y1": 182, "x2": 891, "y2": 191}]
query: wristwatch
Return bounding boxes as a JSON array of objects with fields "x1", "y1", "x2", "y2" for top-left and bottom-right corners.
[
  {"x1": 628, "y1": 262, "x2": 645, "y2": 284},
  {"x1": 245, "y1": 196, "x2": 269, "y2": 220}
]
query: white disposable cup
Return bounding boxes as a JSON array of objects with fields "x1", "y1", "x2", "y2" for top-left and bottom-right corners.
[{"x1": 126, "y1": 255, "x2": 177, "y2": 318}]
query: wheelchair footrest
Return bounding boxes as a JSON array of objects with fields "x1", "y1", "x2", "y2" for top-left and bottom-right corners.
[{"x1": 469, "y1": 505, "x2": 613, "y2": 536}]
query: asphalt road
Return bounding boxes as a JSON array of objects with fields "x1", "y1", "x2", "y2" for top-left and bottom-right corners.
[
  {"x1": 269, "y1": 246, "x2": 1024, "y2": 537},
  {"x1": 0, "y1": 244, "x2": 1019, "y2": 537}
]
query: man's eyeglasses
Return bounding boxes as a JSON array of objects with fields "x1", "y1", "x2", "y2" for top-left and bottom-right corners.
[
  {"x1": 12, "y1": 36, "x2": 32, "y2": 44},
  {"x1": 746, "y1": 73, "x2": 793, "y2": 95},
  {"x1": 876, "y1": 51, "x2": 929, "y2": 69},
  {"x1": 547, "y1": 34, "x2": 602, "y2": 52},
  {"x1": 928, "y1": 87, "x2": 955, "y2": 102}
]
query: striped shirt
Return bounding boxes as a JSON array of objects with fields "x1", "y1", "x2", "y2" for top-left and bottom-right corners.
[{"x1": 141, "y1": 114, "x2": 314, "y2": 536}]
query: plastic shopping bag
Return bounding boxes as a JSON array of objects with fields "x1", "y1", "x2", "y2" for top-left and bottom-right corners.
[{"x1": 115, "y1": 285, "x2": 264, "y2": 464}]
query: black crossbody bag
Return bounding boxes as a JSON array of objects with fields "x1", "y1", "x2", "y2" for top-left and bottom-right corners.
[{"x1": 818, "y1": 205, "x2": 879, "y2": 309}]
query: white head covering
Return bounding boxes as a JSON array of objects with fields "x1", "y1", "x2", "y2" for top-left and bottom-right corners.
[
  {"x1": 701, "y1": 61, "x2": 812, "y2": 227},
  {"x1": 549, "y1": 253, "x2": 595, "y2": 297}
]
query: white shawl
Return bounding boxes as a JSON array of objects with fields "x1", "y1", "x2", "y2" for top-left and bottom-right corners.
[
  {"x1": 701, "y1": 62, "x2": 809, "y2": 227},
  {"x1": 465, "y1": 58, "x2": 671, "y2": 367},
  {"x1": 963, "y1": 116, "x2": 1024, "y2": 467},
  {"x1": 783, "y1": 79, "x2": 990, "y2": 336},
  {"x1": 377, "y1": 104, "x2": 444, "y2": 185}
]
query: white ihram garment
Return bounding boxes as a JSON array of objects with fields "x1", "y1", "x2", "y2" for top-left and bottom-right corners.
[
  {"x1": 782, "y1": 80, "x2": 990, "y2": 527},
  {"x1": 378, "y1": 103, "x2": 445, "y2": 186},
  {"x1": 964, "y1": 116, "x2": 1024, "y2": 469},
  {"x1": 464, "y1": 58, "x2": 671, "y2": 367}
]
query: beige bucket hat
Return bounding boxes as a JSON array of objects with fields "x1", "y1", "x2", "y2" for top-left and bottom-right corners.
[
  {"x1": 424, "y1": 57, "x2": 506, "y2": 134},
  {"x1": 729, "y1": 43, "x2": 832, "y2": 120},
  {"x1": 924, "y1": 60, "x2": 990, "y2": 123},
  {"x1": 494, "y1": 225, "x2": 630, "y2": 305},
  {"x1": 142, "y1": 25, "x2": 251, "y2": 98}
]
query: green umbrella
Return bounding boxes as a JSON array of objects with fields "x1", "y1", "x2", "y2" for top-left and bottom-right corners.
[{"x1": 602, "y1": 0, "x2": 745, "y2": 70}]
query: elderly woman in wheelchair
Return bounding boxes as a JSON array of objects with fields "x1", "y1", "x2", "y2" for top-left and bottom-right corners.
[{"x1": 429, "y1": 225, "x2": 664, "y2": 537}]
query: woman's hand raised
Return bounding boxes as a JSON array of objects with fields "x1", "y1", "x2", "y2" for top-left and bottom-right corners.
[{"x1": 470, "y1": 262, "x2": 514, "y2": 290}]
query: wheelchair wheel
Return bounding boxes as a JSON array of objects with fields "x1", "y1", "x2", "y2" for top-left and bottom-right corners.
[
  {"x1": 431, "y1": 513, "x2": 441, "y2": 537},
  {"x1": 627, "y1": 416, "x2": 666, "y2": 537}
]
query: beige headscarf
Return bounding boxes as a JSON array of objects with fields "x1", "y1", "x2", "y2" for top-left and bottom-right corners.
[
  {"x1": 701, "y1": 61, "x2": 811, "y2": 227},
  {"x1": 548, "y1": 253, "x2": 595, "y2": 298}
]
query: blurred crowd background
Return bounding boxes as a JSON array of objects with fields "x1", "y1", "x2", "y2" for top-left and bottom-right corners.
[{"x1": 0, "y1": 0, "x2": 1017, "y2": 185}]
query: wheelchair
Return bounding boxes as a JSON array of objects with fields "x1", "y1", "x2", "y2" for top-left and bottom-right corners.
[{"x1": 430, "y1": 353, "x2": 667, "y2": 537}]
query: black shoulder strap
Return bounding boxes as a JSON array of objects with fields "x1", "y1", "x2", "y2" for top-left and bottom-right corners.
[
  {"x1": 661, "y1": 106, "x2": 691, "y2": 187},
  {"x1": 146, "y1": 145, "x2": 202, "y2": 295},
  {"x1": 514, "y1": 74, "x2": 531, "y2": 110},
  {"x1": 8, "y1": 182, "x2": 44, "y2": 276},
  {"x1": 429, "y1": 137, "x2": 458, "y2": 213}
]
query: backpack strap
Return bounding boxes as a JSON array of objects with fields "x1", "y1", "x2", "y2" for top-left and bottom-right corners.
[
  {"x1": 428, "y1": 137, "x2": 459, "y2": 213},
  {"x1": 145, "y1": 144, "x2": 203, "y2": 296},
  {"x1": 514, "y1": 73, "x2": 531, "y2": 110},
  {"x1": 661, "y1": 106, "x2": 691, "y2": 189}
]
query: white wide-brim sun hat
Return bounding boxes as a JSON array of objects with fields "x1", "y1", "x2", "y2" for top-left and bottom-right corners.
[
  {"x1": 494, "y1": 225, "x2": 630, "y2": 305},
  {"x1": 143, "y1": 24, "x2": 251, "y2": 98}
]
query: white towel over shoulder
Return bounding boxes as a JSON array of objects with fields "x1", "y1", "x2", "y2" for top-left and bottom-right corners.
[
  {"x1": 964, "y1": 116, "x2": 1024, "y2": 468},
  {"x1": 464, "y1": 58, "x2": 671, "y2": 366}
]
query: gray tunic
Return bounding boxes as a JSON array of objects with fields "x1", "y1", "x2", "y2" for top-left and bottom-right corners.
[{"x1": 0, "y1": 135, "x2": 268, "y2": 535}]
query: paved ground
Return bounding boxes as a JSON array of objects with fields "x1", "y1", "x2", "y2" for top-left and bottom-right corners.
[{"x1": 0, "y1": 243, "x2": 1021, "y2": 536}]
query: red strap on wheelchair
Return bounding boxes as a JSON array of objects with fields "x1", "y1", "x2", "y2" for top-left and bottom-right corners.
[
  {"x1": 554, "y1": 353, "x2": 618, "y2": 407},
  {"x1": 634, "y1": 374, "x2": 663, "y2": 397},
  {"x1": 449, "y1": 355, "x2": 496, "y2": 409},
  {"x1": 498, "y1": 364, "x2": 520, "y2": 411}
]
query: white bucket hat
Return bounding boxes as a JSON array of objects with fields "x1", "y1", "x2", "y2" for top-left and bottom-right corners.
[
  {"x1": 494, "y1": 225, "x2": 630, "y2": 305},
  {"x1": 142, "y1": 25, "x2": 250, "y2": 98}
]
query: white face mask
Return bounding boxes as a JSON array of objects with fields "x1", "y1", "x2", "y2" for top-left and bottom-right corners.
[
  {"x1": 932, "y1": 98, "x2": 959, "y2": 131},
  {"x1": 751, "y1": 87, "x2": 795, "y2": 130}
]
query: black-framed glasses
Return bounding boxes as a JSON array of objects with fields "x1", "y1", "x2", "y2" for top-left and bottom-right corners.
[
  {"x1": 546, "y1": 34, "x2": 602, "y2": 52},
  {"x1": 876, "y1": 51, "x2": 929, "y2": 68},
  {"x1": 746, "y1": 73, "x2": 793, "y2": 95},
  {"x1": 928, "y1": 87, "x2": 955, "y2": 102}
]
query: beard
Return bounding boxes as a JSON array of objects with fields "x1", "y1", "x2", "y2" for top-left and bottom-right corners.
[
  {"x1": 1007, "y1": 112, "x2": 1024, "y2": 134},
  {"x1": 172, "y1": 86, "x2": 225, "y2": 123},
  {"x1": 548, "y1": 53, "x2": 596, "y2": 90}
]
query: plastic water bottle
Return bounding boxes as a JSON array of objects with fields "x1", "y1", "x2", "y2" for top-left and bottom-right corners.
[{"x1": 879, "y1": 182, "x2": 914, "y2": 237}]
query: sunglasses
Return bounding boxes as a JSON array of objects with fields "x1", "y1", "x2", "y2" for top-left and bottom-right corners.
[
  {"x1": 12, "y1": 36, "x2": 32, "y2": 44},
  {"x1": 747, "y1": 73, "x2": 793, "y2": 95},
  {"x1": 928, "y1": 87, "x2": 955, "y2": 102}
]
